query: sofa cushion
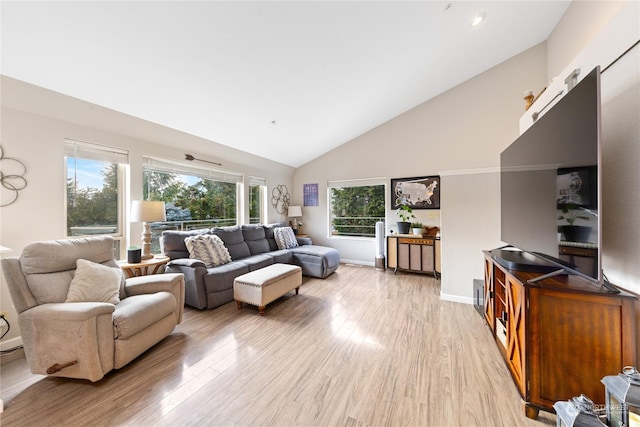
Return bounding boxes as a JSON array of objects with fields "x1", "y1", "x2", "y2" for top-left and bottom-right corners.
[
  {"x1": 212, "y1": 226, "x2": 251, "y2": 260},
  {"x1": 291, "y1": 245, "x2": 340, "y2": 278},
  {"x1": 274, "y1": 227, "x2": 298, "y2": 250},
  {"x1": 268, "y1": 249, "x2": 294, "y2": 264},
  {"x1": 237, "y1": 254, "x2": 274, "y2": 271},
  {"x1": 65, "y1": 259, "x2": 122, "y2": 304},
  {"x1": 264, "y1": 223, "x2": 285, "y2": 251},
  {"x1": 203, "y1": 262, "x2": 249, "y2": 293},
  {"x1": 185, "y1": 234, "x2": 231, "y2": 267},
  {"x1": 162, "y1": 229, "x2": 210, "y2": 260},
  {"x1": 113, "y1": 292, "x2": 176, "y2": 340},
  {"x1": 241, "y1": 224, "x2": 271, "y2": 255}
]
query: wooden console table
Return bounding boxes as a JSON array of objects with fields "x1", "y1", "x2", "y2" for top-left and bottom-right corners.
[
  {"x1": 483, "y1": 250, "x2": 636, "y2": 419},
  {"x1": 387, "y1": 235, "x2": 440, "y2": 277}
]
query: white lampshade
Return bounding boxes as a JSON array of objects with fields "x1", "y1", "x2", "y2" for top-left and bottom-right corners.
[
  {"x1": 288, "y1": 205, "x2": 302, "y2": 217},
  {"x1": 131, "y1": 201, "x2": 166, "y2": 223}
]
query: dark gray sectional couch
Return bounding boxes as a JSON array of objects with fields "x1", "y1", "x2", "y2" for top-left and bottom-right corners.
[{"x1": 160, "y1": 223, "x2": 340, "y2": 309}]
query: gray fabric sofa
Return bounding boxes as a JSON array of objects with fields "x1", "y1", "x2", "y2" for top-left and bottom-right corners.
[{"x1": 161, "y1": 224, "x2": 340, "y2": 309}]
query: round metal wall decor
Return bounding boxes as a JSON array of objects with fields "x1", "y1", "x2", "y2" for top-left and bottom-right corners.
[
  {"x1": 271, "y1": 184, "x2": 290, "y2": 214},
  {"x1": 0, "y1": 145, "x2": 28, "y2": 207}
]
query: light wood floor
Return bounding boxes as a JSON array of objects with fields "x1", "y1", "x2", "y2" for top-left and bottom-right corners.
[{"x1": 0, "y1": 264, "x2": 556, "y2": 426}]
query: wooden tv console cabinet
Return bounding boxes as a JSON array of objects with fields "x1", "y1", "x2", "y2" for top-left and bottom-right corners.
[{"x1": 483, "y1": 250, "x2": 636, "y2": 419}]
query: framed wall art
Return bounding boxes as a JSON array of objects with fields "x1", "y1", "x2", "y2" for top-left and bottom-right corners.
[
  {"x1": 303, "y1": 183, "x2": 319, "y2": 207},
  {"x1": 391, "y1": 175, "x2": 440, "y2": 209}
]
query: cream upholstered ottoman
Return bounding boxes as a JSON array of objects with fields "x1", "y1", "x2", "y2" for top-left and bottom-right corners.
[{"x1": 233, "y1": 263, "x2": 302, "y2": 315}]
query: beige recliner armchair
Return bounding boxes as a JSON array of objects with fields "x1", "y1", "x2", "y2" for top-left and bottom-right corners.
[{"x1": 1, "y1": 236, "x2": 185, "y2": 382}]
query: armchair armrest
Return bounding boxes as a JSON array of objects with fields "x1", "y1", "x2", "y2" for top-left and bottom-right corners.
[
  {"x1": 19, "y1": 303, "x2": 116, "y2": 382},
  {"x1": 124, "y1": 273, "x2": 185, "y2": 324},
  {"x1": 23, "y1": 302, "x2": 115, "y2": 320}
]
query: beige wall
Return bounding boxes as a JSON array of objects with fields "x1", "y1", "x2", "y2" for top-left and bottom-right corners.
[
  {"x1": 0, "y1": 80, "x2": 294, "y2": 348},
  {"x1": 546, "y1": 1, "x2": 625, "y2": 80},
  {"x1": 600, "y1": 36, "x2": 640, "y2": 291},
  {"x1": 293, "y1": 43, "x2": 548, "y2": 300}
]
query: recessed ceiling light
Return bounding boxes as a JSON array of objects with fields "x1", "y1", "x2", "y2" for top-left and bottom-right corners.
[{"x1": 471, "y1": 12, "x2": 486, "y2": 27}]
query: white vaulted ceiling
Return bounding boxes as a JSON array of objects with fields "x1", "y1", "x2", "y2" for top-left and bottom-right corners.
[{"x1": 1, "y1": 1, "x2": 570, "y2": 167}]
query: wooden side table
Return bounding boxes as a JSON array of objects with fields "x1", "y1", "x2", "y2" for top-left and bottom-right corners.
[{"x1": 118, "y1": 255, "x2": 170, "y2": 278}]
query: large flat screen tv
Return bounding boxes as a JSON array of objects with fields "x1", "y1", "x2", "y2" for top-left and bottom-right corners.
[{"x1": 500, "y1": 66, "x2": 605, "y2": 286}]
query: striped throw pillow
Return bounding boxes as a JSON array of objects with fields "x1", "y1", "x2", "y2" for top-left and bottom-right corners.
[
  {"x1": 184, "y1": 234, "x2": 231, "y2": 267},
  {"x1": 274, "y1": 227, "x2": 299, "y2": 250}
]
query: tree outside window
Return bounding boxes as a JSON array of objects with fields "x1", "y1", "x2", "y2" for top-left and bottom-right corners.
[
  {"x1": 67, "y1": 160, "x2": 120, "y2": 236},
  {"x1": 65, "y1": 140, "x2": 128, "y2": 257},
  {"x1": 143, "y1": 169, "x2": 237, "y2": 226},
  {"x1": 329, "y1": 183, "x2": 385, "y2": 238}
]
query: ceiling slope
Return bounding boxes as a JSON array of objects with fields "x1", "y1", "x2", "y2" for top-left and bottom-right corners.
[{"x1": 1, "y1": 1, "x2": 570, "y2": 167}]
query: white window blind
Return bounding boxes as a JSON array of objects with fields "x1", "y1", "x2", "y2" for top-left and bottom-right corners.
[
  {"x1": 249, "y1": 176, "x2": 267, "y2": 187},
  {"x1": 328, "y1": 177, "x2": 386, "y2": 188},
  {"x1": 143, "y1": 156, "x2": 242, "y2": 184},
  {"x1": 64, "y1": 139, "x2": 129, "y2": 164}
]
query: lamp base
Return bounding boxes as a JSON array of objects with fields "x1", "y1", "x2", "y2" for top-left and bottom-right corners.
[{"x1": 140, "y1": 222, "x2": 154, "y2": 261}]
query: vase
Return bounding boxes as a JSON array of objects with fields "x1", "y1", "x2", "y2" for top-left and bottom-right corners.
[
  {"x1": 397, "y1": 222, "x2": 410, "y2": 234},
  {"x1": 561, "y1": 225, "x2": 592, "y2": 243}
]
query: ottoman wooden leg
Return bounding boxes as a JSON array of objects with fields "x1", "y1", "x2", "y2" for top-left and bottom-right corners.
[
  {"x1": 295, "y1": 287, "x2": 299, "y2": 295},
  {"x1": 259, "y1": 306, "x2": 265, "y2": 316},
  {"x1": 236, "y1": 301, "x2": 243, "y2": 310}
]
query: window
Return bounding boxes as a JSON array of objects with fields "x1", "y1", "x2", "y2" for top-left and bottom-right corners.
[
  {"x1": 328, "y1": 178, "x2": 386, "y2": 238},
  {"x1": 249, "y1": 176, "x2": 267, "y2": 224},
  {"x1": 142, "y1": 156, "x2": 243, "y2": 250},
  {"x1": 65, "y1": 139, "x2": 128, "y2": 256}
]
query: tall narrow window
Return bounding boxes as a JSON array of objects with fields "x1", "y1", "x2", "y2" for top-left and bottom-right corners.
[
  {"x1": 65, "y1": 139, "x2": 128, "y2": 256},
  {"x1": 328, "y1": 178, "x2": 386, "y2": 238},
  {"x1": 249, "y1": 176, "x2": 267, "y2": 224}
]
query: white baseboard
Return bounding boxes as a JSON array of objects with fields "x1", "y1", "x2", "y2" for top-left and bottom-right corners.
[
  {"x1": 340, "y1": 259, "x2": 374, "y2": 267},
  {"x1": 440, "y1": 292, "x2": 473, "y2": 305},
  {"x1": 0, "y1": 336, "x2": 23, "y2": 352}
]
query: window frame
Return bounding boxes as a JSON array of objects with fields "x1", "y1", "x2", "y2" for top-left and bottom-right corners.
[
  {"x1": 64, "y1": 139, "x2": 128, "y2": 257},
  {"x1": 327, "y1": 177, "x2": 387, "y2": 240},
  {"x1": 249, "y1": 176, "x2": 267, "y2": 224},
  {"x1": 142, "y1": 155, "x2": 244, "y2": 227}
]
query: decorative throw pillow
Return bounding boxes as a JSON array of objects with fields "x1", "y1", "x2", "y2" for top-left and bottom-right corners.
[
  {"x1": 184, "y1": 234, "x2": 231, "y2": 267},
  {"x1": 274, "y1": 227, "x2": 299, "y2": 250},
  {"x1": 66, "y1": 259, "x2": 123, "y2": 304}
]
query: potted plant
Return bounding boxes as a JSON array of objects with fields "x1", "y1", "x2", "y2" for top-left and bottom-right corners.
[
  {"x1": 411, "y1": 222, "x2": 423, "y2": 236},
  {"x1": 395, "y1": 204, "x2": 415, "y2": 234},
  {"x1": 558, "y1": 203, "x2": 592, "y2": 242}
]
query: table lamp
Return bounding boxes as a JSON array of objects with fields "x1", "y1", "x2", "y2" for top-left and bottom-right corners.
[
  {"x1": 131, "y1": 201, "x2": 166, "y2": 260},
  {"x1": 288, "y1": 205, "x2": 302, "y2": 234}
]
